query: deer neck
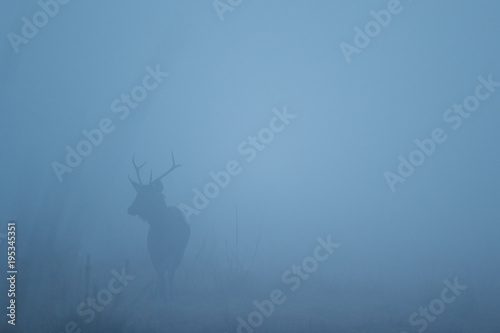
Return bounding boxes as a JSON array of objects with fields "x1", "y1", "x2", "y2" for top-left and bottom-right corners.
[{"x1": 141, "y1": 201, "x2": 169, "y2": 227}]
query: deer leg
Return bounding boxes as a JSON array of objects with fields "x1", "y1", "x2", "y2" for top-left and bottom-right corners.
[
  {"x1": 167, "y1": 270, "x2": 175, "y2": 300},
  {"x1": 157, "y1": 271, "x2": 167, "y2": 302}
]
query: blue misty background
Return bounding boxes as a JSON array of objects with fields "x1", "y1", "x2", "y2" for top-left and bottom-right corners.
[{"x1": 0, "y1": 0, "x2": 499, "y2": 332}]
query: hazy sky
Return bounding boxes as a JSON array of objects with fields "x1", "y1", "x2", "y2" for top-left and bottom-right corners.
[{"x1": 0, "y1": 1, "x2": 499, "y2": 331}]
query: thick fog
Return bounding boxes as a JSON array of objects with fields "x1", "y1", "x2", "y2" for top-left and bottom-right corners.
[{"x1": 1, "y1": 1, "x2": 499, "y2": 332}]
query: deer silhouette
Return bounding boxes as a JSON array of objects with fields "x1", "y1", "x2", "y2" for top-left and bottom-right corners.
[{"x1": 127, "y1": 152, "x2": 190, "y2": 300}]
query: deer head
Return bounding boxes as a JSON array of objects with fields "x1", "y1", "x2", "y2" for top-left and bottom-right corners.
[{"x1": 127, "y1": 152, "x2": 181, "y2": 220}]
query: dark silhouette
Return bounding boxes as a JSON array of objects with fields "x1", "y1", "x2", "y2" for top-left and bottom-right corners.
[{"x1": 127, "y1": 152, "x2": 190, "y2": 300}]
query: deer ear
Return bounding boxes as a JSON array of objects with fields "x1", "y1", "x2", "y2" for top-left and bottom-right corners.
[{"x1": 128, "y1": 177, "x2": 142, "y2": 192}]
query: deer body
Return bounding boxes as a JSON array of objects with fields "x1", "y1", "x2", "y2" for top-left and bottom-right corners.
[{"x1": 127, "y1": 153, "x2": 190, "y2": 300}]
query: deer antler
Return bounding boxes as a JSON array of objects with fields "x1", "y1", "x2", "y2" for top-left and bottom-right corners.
[
  {"x1": 151, "y1": 151, "x2": 181, "y2": 184},
  {"x1": 130, "y1": 154, "x2": 146, "y2": 185}
]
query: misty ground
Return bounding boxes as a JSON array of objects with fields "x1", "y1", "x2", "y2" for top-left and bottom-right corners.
[
  {"x1": 19, "y1": 269, "x2": 499, "y2": 333},
  {"x1": 6, "y1": 216, "x2": 499, "y2": 333}
]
